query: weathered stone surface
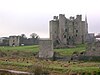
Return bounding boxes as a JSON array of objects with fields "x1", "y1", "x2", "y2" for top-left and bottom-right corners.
[
  {"x1": 39, "y1": 39, "x2": 54, "y2": 58},
  {"x1": 86, "y1": 33, "x2": 95, "y2": 43},
  {"x1": 85, "y1": 40, "x2": 100, "y2": 56},
  {"x1": 9, "y1": 36, "x2": 21, "y2": 46}
]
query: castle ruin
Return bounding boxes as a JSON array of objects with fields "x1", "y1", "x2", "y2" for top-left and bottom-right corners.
[
  {"x1": 39, "y1": 38, "x2": 54, "y2": 59},
  {"x1": 49, "y1": 14, "x2": 88, "y2": 48},
  {"x1": 9, "y1": 36, "x2": 21, "y2": 46}
]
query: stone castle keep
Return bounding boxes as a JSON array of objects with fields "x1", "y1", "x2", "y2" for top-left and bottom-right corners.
[
  {"x1": 39, "y1": 14, "x2": 89, "y2": 58},
  {"x1": 50, "y1": 14, "x2": 88, "y2": 48}
]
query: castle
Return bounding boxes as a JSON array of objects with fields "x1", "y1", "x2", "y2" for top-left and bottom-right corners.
[
  {"x1": 49, "y1": 14, "x2": 88, "y2": 48},
  {"x1": 9, "y1": 35, "x2": 39, "y2": 46}
]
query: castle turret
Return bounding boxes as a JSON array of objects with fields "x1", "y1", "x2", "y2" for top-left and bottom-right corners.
[
  {"x1": 53, "y1": 16, "x2": 58, "y2": 20},
  {"x1": 85, "y1": 15, "x2": 88, "y2": 42},
  {"x1": 49, "y1": 16, "x2": 59, "y2": 47},
  {"x1": 85, "y1": 15, "x2": 88, "y2": 34},
  {"x1": 59, "y1": 14, "x2": 67, "y2": 45},
  {"x1": 76, "y1": 15, "x2": 82, "y2": 21}
]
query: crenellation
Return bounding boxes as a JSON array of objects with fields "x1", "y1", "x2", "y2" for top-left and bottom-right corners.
[
  {"x1": 76, "y1": 15, "x2": 82, "y2": 21},
  {"x1": 69, "y1": 16, "x2": 75, "y2": 20},
  {"x1": 53, "y1": 16, "x2": 58, "y2": 20}
]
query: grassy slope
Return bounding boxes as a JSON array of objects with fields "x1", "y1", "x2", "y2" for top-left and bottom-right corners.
[
  {"x1": 0, "y1": 45, "x2": 39, "y2": 52},
  {"x1": 54, "y1": 44, "x2": 86, "y2": 56},
  {"x1": 0, "y1": 44, "x2": 100, "y2": 73}
]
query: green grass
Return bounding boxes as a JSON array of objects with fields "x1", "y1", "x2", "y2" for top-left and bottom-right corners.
[
  {"x1": 0, "y1": 44, "x2": 100, "y2": 73},
  {"x1": 0, "y1": 45, "x2": 39, "y2": 52},
  {"x1": 54, "y1": 44, "x2": 86, "y2": 56},
  {"x1": 0, "y1": 44, "x2": 86, "y2": 56},
  {"x1": 69, "y1": 66, "x2": 100, "y2": 72},
  {"x1": 0, "y1": 61, "x2": 32, "y2": 67}
]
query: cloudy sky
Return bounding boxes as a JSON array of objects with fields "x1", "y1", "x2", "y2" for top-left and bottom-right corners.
[{"x1": 0, "y1": 0, "x2": 100, "y2": 38}]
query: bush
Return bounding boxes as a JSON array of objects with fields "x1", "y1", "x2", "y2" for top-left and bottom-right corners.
[{"x1": 30, "y1": 63, "x2": 49, "y2": 75}]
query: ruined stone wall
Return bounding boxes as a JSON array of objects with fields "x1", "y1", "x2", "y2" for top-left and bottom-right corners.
[
  {"x1": 49, "y1": 14, "x2": 88, "y2": 47},
  {"x1": 49, "y1": 20, "x2": 59, "y2": 45},
  {"x1": 66, "y1": 20, "x2": 74, "y2": 45},
  {"x1": 9, "y1": 36, "x2": 20, "y2": 46},
  {"x1": 73, "y1": 15, "x2": 82, "y2": 44},
  {"x1": 81, "y1": 21, "x2": 86, "y2": 43},
  {"x1": 85, "y1": 41, "x2": 100, "y2": 56},
  {"x1": 65, "y1": 15, "x2": 86, "y2": 45},
  {"x1": 39, "y1": 39, "x2": 54, "y2": 58},
  {"x1": 86, "y1": 33, "x2": 95, "y2": 43}
]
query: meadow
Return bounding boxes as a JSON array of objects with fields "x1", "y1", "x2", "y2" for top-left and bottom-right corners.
[{"x1": 0, "y1": 45, "x2": 100, "y2": 75}]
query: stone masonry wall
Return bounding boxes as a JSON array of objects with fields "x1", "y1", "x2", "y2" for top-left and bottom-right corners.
[{"x1": 39, "y1": 39, "x2": 54, "y2": 58}]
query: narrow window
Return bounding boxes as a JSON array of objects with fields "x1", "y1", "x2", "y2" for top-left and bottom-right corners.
[
  {"x1": 13, "y1": 40, "x2": 15, "y2": 42},
  {"x1": 69, "y1": 36, "x2": 71, "y2": 39},
  {"x1": 64, "y1": 35, "x2": 66, "y2": 38},
  {"x1": 56, "y1": 40, "x2": 59, "y2": 44},
  {"x1": 65, "y1": 29, "x2": 67, "y2": 32},
  {"x1": 72, "y1": 22, "x2": 74, "y2": 25},
  {"x1": 76, "y1": 30, "x2": 78, "y2": 33},
  {"x1": 67, "y1": 38, "x2": 69, "y2": 41}
]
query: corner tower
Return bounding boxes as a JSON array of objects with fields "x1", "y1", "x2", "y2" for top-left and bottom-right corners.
[{"x1": 49, "y1": 16, "x2": 59, "y2": 47}]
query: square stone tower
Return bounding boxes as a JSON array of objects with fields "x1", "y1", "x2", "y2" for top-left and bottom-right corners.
[
  {"x1": 9, "y1": 36, "x2": 21, "y2": 46},
  {"x1": 50, "y1": 14, "x2": 88, "y2": 48}
]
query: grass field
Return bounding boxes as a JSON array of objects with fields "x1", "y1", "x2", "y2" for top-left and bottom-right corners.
[
  {"x1": 0, "y1": 44, "x2": 85, "y2": 56},
  {"x1": 54, "y1": 44, "x2": 86, "y2": 56},
  {"x1": 0, "y1": 44, "x2": 100, "y2": 74},
  {"x1": 0, "y1": 45, "x2": 39, "y2": 52}
]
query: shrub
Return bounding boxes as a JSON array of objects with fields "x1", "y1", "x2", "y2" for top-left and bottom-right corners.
[{"x1": 30, "y1": 63, "x2": 49, "y2": 75}]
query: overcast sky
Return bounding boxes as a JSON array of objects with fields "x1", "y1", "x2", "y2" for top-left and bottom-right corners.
[{"x1": 0, "y1": 0, "x2": 100, "y2": 38}]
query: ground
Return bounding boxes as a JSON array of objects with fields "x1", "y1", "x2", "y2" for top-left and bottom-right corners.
[{"x1": 0, "y1": 45, "x2": 100, "y2": 75}]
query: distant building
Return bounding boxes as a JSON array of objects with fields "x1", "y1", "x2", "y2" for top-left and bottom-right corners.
[
  {"x1": 21, "y1": 38, "x2": 39, "y2": 46},
  {"x1": 0, "y1": 37, "x2": 9, "y2": 46},
  {"x1": 9, "y1": 35, "x2": 39, "y2": 46},
  {"x1": 50, "y1": 14, "x2": 88, "y2": 48},
  {"x1": 0, "y1": 38, "x2": 5, "y2": 44},
  {"x1": 9, "y1": 36, "x2": 21, "y2": 46}
]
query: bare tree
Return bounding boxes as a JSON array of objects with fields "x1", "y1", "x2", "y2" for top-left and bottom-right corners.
[
  {"x1": 30, "y1": 33, "x2": 39, "y2": 39},
  {"x1": 21, "y1": 34, "x2": 27, "y2": 38}
]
